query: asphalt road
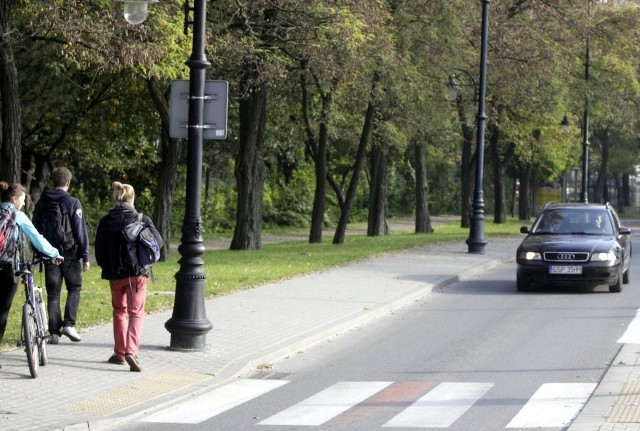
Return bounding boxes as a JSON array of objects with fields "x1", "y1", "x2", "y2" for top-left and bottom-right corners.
[{"x1": 111, "y1": 234, "x2": 640, "y2": 431}]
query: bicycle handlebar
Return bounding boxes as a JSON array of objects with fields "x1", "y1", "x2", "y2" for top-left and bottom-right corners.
[
  {"x1": 17, "y1": 256, "x2": 58, "y2": 275},
  {"x1": 24, "y1": 256, "x2": 51, "y2": 267}
]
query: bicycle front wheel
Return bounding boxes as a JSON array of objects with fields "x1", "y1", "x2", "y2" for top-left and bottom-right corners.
[
  {"x1": 22, "y1": 303, "x2": 39, "y2": 378},
  {"x1": 35, "y1": 289, "x2": 48, "y2": 366},
  {"x1": 38, "y1": 335, "x2": 47, "y2": 366}
]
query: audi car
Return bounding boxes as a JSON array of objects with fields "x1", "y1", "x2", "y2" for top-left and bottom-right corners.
[{"x1": 516, "y1": 202, "x2": 631, "y2": 292}]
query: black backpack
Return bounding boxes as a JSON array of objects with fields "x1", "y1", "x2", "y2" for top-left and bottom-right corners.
[
  {"x1": 40, "y1": 197, "x2": 75, "y2": 253},
  {"x1": 0, "y1": 207, "x2": 19, "y2": 268}
]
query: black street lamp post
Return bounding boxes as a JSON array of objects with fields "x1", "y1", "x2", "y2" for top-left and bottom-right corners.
[
  {"x1": 581, "y1": 29, "x2": 591, "y2": 204},
  {"x1": 164, "y1": 0, "x2": 213, "y2": 350},
  {"x1": 117, "y1": 0, "x2": 213, "y2": 350},
  {"x1": 466, "y1": 0, "x2": 490, "y2": 254},
  {"x1": 563, "y1": 2, "x2": 596, "y2": 204}
]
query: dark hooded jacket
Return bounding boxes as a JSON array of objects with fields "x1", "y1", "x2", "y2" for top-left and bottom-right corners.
[
  {"x1": 33, "y1": 188, "x2": 90, "y2": 262},
  {"x1": 95, "y1": 203, "x2": 158, "y2": 280}
]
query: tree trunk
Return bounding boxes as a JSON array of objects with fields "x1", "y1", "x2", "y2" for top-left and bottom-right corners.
[
  {"x1": 231, "y1": 66, "x2": 267, "y2": 250},
  {"x1": 147, "y1": 78, "x2": 182, "y2": 259},
  {"x1": 309, "y1": 120, "x2": 328, "y2": 243},
  {"x1": 333, "y1": 74, "x2": 379, "y2": 245},
  {"x1": 519, "y1": 163, "x2": 532, "y2": 220},
  {"x1": 300, "y1": 60, "x2": 332, "y2": 244},
  {"x1": 488, "y1": 120, "x2": 514, "y2": 224},
  {"x1": 413, "y1": 135, "x2": 433, "y2": 233},
  {"x1": 622, "y1": 173, "x2": 630, "y2": 208},
  {"x1": 367, "y1": 143, "x2": 389, "y2": 236},
  {"x1": 23, "y1": 150, "x2": 51, "y2": 211},
  {"x1": 0, "y1": 0, "x2": 21, "y2": 184},
  {"x1": 455, "y1": 97, "x2": 474, "y2": 228},
  {"x1": 510, "y1": 177, "x2": 517, "y2": 218},
  {"x1": 614, "y1": 173, "x2": 623, "y2": 214}
]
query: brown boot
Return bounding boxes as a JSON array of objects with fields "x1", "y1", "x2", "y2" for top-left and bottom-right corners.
[{"x1": 125, "y1": 354, "x2": 142, "y2": 372}]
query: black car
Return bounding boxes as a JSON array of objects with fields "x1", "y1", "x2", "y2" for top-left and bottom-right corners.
[{"x1": 516, "y1": 203, "x2": 632, "y2": 292}]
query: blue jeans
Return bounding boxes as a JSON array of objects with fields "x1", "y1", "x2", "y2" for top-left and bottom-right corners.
[{"x1": 45, "y1": 259, "x2": 82, "y2": 335}]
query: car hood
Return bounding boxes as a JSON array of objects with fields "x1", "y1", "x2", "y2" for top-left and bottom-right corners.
[{"x1": 517, "y1": 234, "x2": 618, "y2": 253}]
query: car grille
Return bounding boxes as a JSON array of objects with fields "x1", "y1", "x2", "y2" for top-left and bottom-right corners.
[{"x1": 543, "y1": 252, "x2": 590, "y2": 262}]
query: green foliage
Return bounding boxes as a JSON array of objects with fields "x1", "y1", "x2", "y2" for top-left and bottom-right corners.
[
  {"x1": 4, "y1": 0, "x2": 640, "y2": 255},
  {"x1": 263, "y1": 162, "x2": 314, "y2": 228},
  {"x1": 201, "y1": 176, "x2": 239, "y2": 234}
]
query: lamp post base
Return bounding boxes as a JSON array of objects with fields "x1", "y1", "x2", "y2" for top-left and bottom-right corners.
[
  {"x1": 167, "y1": 334, "x2": 208, "y2": 351},
  {"x1": 165, "y1": 318, "x2": 212, "y2": 351},
  {"x1": 466, "y1": 237, "x2": 488, "y2": 254}
]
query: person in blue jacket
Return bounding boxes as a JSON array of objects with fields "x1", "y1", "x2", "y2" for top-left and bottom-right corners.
[{"x1": 0, "y1": 182, "x2": 63, "y2": 358}]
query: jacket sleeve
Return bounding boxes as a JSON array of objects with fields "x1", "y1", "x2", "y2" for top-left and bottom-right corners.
[
  {"x1": 69, "y1": 197, "x2": 90, "y2": 262},
  {"x1": 32, "y1": 198, "x2": 44, "y2": 232},
  {"x1": 95, "y1": 219, "x2": 105, "y2": 267},
  {"x1": 15, "y1": 211, "x2": 61, "y2": 259}
]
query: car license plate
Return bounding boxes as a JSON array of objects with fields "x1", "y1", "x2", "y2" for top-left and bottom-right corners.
[{"x1": 549, "y1": 265, "x2": 582, "y2": 274}]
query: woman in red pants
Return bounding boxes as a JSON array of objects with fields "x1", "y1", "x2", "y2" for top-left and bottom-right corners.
[{"x1": 94, "y1": 181, "x2": 162, "y2": 372}]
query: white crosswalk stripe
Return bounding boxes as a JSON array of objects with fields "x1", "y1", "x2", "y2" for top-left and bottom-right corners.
[
  {"x1": 383, "y1": 382, "x2": 494, "y2": 428},
  {"x1": 617, "y1": 308, "x2": 640, "y2": 343},
  {"x1": 506, "y1": 383, "x2": 596, "y2": 428},
  {"x1": 136, "y1": 379, "x2": 597, "y2": 428},
  {"x1": 258, "y1": 381, "x2": 393, "y2": 426},
  {"x1": 140, "y1": 378, "x2": 289, "y2": 424}
]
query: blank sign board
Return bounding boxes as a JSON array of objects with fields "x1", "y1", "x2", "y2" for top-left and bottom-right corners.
[{"x1": 169, "y1": 79, "x2": 228, "y2": 140}]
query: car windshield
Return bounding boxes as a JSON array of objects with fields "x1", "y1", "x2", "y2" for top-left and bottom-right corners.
[{"x1": 531, "y1": 209, "x2": 614, "y2": 235}]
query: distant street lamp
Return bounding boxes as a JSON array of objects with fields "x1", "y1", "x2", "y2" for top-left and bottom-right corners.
[
  {"x1": 117, "y1": 0, "x2": 158, "y2": 25},
  {"x1": 447, "y1": 69, "x2": 479, "y2": 105},
  {"x1": 466, "y1": 0, "x2": 490, "y2": 254},
  {"x1": 561, "y1": 1, "x2": 600, "y2": 204},
  {"x1": 118, "y1": 0, "x2": 213, "y2": 350}
]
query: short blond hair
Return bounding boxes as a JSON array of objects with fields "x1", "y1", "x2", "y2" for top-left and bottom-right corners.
[{"x1": 112, "y1": 181, "x2": 135, "y2": 204}]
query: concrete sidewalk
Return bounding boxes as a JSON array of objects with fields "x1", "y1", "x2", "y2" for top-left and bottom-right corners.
[{"x1": 0, "y1": 234, "x2": 636, "y2": 431}]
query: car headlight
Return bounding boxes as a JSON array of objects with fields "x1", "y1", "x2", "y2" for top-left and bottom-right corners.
[
  {"x1": 519, "y1": 251, "x2": 542, "y2": 261},
  {"x1": 591, "y1": 251, "x2": 616, "y2": 262}
]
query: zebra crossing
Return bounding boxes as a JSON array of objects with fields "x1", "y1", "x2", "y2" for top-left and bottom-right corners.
[{"x1": 139, "y1": 378, "x2": 596, "y2": 428}]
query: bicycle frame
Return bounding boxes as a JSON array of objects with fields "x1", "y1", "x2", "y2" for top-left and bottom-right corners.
[{"x1": 18, "y1": 256, "x2": 48, "y2": 378}]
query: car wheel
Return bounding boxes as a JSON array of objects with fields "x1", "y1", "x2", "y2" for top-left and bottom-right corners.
[
  {"x1": 517, "y1": 274, "x2": 531, "y2": 292},
  {"x1": 623, "y1": 262, "x2": 630, "y2": 284},
  {"x1": 610, "y1": 267, "x2": 623, "y2": 293}
]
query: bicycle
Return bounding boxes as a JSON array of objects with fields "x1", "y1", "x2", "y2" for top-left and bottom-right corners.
[{"x1": 17, "y1": 256, "x2": 49, "y2": 378}]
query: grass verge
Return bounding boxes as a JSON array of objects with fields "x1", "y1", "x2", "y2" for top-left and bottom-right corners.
[{"x1": 1, "y1": 219, "x2": 523, "y2": 351}]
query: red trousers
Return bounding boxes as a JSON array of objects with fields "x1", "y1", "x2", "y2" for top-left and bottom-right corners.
[{"x1": 110, "y1": 276, "x2": 147, "y2": 360}]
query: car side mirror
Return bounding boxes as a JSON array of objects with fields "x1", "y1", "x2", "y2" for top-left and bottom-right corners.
[
  {"x1": 618, "y1": 227, "x2": 631, "y2": 235},
  {"x1": 520, "y1": 226, "x2": 530, "y2": 234}
]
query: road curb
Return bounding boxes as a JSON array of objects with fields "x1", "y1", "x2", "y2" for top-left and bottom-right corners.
[{"x1": 71, "y1": 254, "x2": 515, "y2": 431}]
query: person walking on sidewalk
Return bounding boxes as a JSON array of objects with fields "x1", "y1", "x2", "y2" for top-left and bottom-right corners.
[
  {"x1": 33, "y1": 167, "x2": 90, "y2": 344},
  {"x1": 0, "y1": 183, "x2": 63, "y2": 353},
  {"x1": 95, "y1": 181, "x2": 160, "y2": 372}
]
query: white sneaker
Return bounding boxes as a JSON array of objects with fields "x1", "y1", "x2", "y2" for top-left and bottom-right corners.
[{"x1": 62, "y1": 326, "x2": 81, "y2": 342}]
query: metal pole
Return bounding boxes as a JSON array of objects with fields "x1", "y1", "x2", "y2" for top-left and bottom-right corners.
[
  {"x1": 581, "y1": 29, "x2": 591, "y2": 203},
  {"x1": 466, "y1": 0, "x2": 490, "y2": 254},
  {"x1": 165, "y1": 0, "x2": 213, "y2": 350}
]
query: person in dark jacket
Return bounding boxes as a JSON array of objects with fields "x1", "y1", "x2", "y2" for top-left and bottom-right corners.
[
  {"x1": 33, "y1": 167, "x2": 90, "y2": 344},
  {"x1": 95, "y1": 181, "x2": 161, "y2": 372}
]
